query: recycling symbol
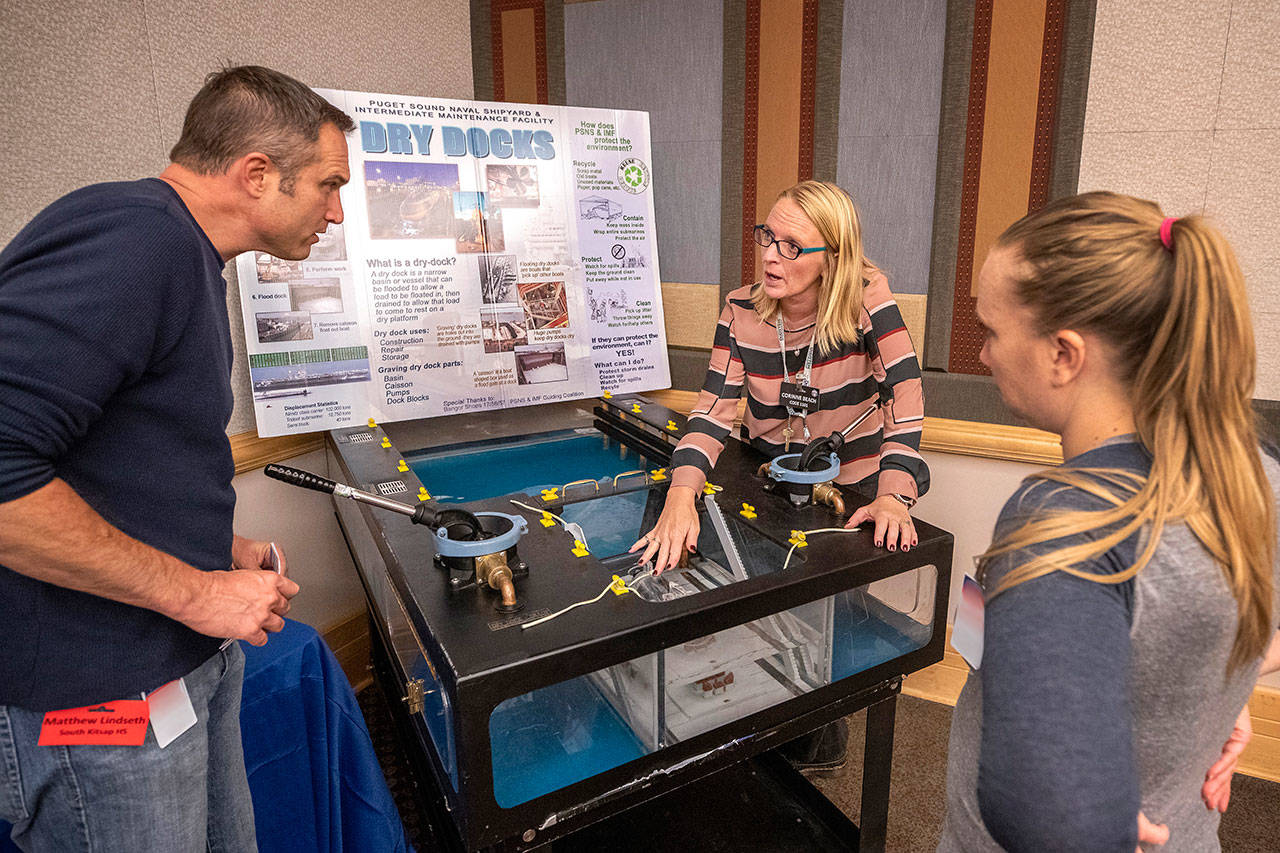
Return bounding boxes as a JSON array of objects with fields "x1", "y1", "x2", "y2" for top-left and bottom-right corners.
[{"x1": 617, "y1": 157, "x2": 650, "y2": 194}]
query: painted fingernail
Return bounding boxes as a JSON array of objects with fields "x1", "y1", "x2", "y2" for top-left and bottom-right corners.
[
  {"x1": 875, "y1": 540, "x2": 882, "y2": 547},
  {"x1": 888, "y1": 544, "x2": 896, "y2": 551}
]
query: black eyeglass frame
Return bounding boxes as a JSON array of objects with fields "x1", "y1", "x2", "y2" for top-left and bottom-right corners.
[{"x1": 753, "y1": 224, "x2": 827, "y2": 261}]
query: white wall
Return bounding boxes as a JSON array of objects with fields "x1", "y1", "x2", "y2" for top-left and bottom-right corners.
[
  {"x1": 1078, "y1": 0, "x2": 1280, "y2": 397},
  {"x1": 232, "y1": 449, "x2": 364, "y2": 631},
  {"x1": 914, "y1": 450, "x2": 1044, "y2": 622}
]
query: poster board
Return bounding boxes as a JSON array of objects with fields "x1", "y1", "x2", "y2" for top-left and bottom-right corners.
[{"x1": 235, "y1": 89, "x2": 669, "y2": 437}]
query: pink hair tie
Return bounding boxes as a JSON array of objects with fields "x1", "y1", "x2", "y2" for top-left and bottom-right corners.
[{"x1": 1159, "y1": 216, "x2": 1177, "y2": 251}]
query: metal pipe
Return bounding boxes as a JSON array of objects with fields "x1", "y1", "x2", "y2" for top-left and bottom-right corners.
[
  {"x1": 494, "y1": 573, "x2": 519, "y2": 609},
  {"x1": 838, "y1": 399, "x2": 881, "y2": 438},
  {"x1": 333, "y1": 482, "x2": 418, "y2": 517},
  {"x1": 812, "y1": 482, "x2": 846, "y2": 515}
]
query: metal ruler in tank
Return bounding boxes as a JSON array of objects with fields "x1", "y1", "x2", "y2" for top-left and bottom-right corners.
[
  {"x1": 702, "y1": 495, "x2": 819, "y2": 688},
  {"x1": 703, "y1": 495, "x2": 749, "y2": 583}
]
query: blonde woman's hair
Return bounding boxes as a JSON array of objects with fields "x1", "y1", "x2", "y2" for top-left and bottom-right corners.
[
  {"x1": 750, "y1": 181, "x2": 880, "y2": 354},
  {"x1": 979, "y1": 191, "x2": 1274, "y2": 672}
]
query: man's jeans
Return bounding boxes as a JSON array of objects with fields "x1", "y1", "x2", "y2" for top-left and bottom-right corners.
[{"x1": 0, "y1": 644, "x2": 256, "y2": 852}]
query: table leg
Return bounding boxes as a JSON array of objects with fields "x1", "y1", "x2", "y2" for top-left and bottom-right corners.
[{"x1": 858, "y1": 692, "x2": 898, "y2": 852}]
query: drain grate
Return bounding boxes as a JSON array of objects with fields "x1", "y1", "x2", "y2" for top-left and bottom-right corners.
[{"x1": 373, "y1": 480, "x2": 408, "y2": 496}]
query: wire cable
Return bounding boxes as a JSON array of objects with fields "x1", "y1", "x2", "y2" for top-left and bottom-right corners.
[
  {"x1": 520, "y1": 582, "x2": 614, "y2": 630},
  {"x1": 781, "y1": 527, "x2": 860, "y2": 571},
  {"x1": 520, "y1": 562, "x2": 652, "y2": 630},
  {"x1": 509, "y1": 498, "x2": 590, "y2": 550},
  {"x1": 509, "y1": 498, "x2": 566, "y2": 525}
]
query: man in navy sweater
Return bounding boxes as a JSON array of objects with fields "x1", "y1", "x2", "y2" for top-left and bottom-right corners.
[{"x1": 0, "y1": 66, "x2": 353, "y2": 850}]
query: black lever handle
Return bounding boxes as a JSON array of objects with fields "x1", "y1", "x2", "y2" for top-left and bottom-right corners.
[{"x1": 264, "y1": 463, "x2": 337, "y2": 494}]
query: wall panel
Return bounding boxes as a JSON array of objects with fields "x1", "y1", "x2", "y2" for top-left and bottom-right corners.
[
  {"x1": 564, "y1": 0, "x2": 724, "y2": 286},
  {"x1": 837, "y1": 0, "x2": 946, "y2": 297}
]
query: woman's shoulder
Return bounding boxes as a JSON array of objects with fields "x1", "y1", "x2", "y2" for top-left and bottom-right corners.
[
  {"x1": 998, "y1": 442, "x2": 1148, "y2": 524},
  {"x1": 725, "y1": 282, "x2": 757, "y2": 306},
  {"x1": 860, "y1": 268, "x2": 896, "y2": 309}
]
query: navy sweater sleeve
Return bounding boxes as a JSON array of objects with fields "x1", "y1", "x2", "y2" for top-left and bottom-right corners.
[
  {"x1": 977, "y1": 474, "x2": 1141, "y2": 852},
  {"x1": 0, "y1": 199, "x2": 192, "y2": 502}
]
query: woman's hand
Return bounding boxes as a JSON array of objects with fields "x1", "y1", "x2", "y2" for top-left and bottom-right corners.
[
  {"x1": 629, "y1": 485, "x2": 699, "y2": 573},
  {"x1": 844, "y1": 494, "x2": 916, "y2": 551},
  {"x1": 1202, "y1": 703, "x2": 1252, "y2": 812},
  {"x1": 1136, "y1": 811, "x2": 1169, "y2": 851}
]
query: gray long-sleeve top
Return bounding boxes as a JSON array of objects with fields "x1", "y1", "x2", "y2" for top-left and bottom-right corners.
[{"x1": 939, "y1": 438, "x2": 1280, "y2": 852}]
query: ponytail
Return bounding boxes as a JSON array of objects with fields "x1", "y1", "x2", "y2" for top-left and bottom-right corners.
[{"x1": 979, "y1": 192, "x2": 1274, "y2": 672}]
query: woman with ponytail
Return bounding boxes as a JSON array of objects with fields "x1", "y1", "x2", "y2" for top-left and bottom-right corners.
[{"x1": 938, "y1": 191, "x2": 1280, "y2": 851}]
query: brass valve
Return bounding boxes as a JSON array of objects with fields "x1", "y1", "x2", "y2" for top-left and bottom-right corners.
[
  {"x1": 475, "y1": 551, "x2": 520, "y2": 610},
  {"x1": 812, "y1": 482, "x2": 846, "y2": 515}
]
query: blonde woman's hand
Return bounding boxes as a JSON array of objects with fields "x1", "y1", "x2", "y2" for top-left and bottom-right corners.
[
  {"x1": 1136, "y1": 811, "x2": 1169, "y2": 851},
  {"x1": 1202, "y1": 704, "x2": 1252, "y2": 812},
  {"x1": 629, "y1": 485, "x2": 699, "y2": 573},
  {"x1": 845, "y1": 494, "x2": 916, "y2": 551}
]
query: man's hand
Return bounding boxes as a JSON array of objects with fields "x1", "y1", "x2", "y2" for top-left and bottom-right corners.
[
  {"x1": 231, "y1": 534, "x2": 288, "y2": 577},
  {"x1": 176, "y1": 568, "x2": 299, "y2": 646},
  {"x1": 0, "y1": 479, "x2": 298, "y2": 646},
  {"x1": 1202, "y1": 704, "x2": 1252, "y2": 813}
]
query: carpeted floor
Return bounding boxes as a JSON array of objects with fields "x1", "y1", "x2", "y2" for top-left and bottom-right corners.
[{"x1": 358, "y1": 683, "x2": 1279, "y2": 851}]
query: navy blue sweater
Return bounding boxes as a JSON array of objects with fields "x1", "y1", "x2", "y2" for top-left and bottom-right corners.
[{"x1": 0, "y1": 179, "x2": 235, "y2": 710}]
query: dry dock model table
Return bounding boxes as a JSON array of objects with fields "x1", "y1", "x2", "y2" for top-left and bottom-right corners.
[{"x1": 315, "y1": 396, "x2": 953, "y2": 851}]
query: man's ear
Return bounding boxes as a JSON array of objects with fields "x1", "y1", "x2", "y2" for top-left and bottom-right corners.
[
  {"x1": 230, "y1": 152, "x2": 273, "y2": 199},
  {"x1": 1048, "y1": 329, "x2": 1087, "y2": 387}
]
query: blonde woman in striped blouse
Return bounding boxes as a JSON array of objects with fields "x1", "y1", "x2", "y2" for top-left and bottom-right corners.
[{"x1": 632, "y1": 180, "x2": 928, "y2": 572}]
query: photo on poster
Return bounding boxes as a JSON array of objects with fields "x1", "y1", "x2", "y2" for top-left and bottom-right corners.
[
  {"x1": 288, "y1": 278, "x2": 344, "y2": 314},
  {"x1": 588, "y1": 286, "x2": 629, "y2": 323},
  {"x1": 255, "y1": 311, "x2": 314, "y2": 343},
  {"x1": 254, "y1": 253, "x2": 303, "y2": 283},
  {"x1": 578, "y1": 195, "x2": 622, "y2": 222},
  {"x1": 479, "y1": 305, "x2": 528, "y2": 353},
  {"x1": 486, "y1": 164, "x2": 540, "y2": 207},
  {"x1": 514, "y1": 343, "x2": 568, "y2": 385},
  {"x1": 365, "y1": 161, "x2": 459, "y2": 239},
  {"x1": 517, "y1": 280, "x2": 568, "y2": 329},
  {"x1": 477, "y1": 254, "x2": 518, "y2": 304},
  {"x1": 310, "y1": 223, "x2": 347, "y2": 261},
  {"x1": 249, "y1": 355, "x2": 371, "y2": 400},
  {"x1": 454, "y1": 192, "x2": 505, "y2": 253}
]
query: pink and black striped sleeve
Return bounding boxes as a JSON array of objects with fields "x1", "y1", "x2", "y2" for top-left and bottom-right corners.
[
  {"x1": 670, "y1": 298, "x2": 746, "y2": 492},
  {"x1": 862, "y1": 275, "x2": 928, "y2": 498}
]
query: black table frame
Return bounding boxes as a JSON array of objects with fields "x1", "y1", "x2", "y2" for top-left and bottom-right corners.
[{"x1": 329, "y1": 395, "x2": 950, "y2": 851}]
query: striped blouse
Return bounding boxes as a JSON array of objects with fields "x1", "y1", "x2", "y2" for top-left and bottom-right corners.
[{"x1": 669, "y1": 273, "x2": 929, "y2": 498}]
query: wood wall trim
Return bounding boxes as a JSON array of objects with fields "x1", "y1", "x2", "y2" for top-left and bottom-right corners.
[
  {"x1": 229, "y1": 430, "x2": 324, "y2": 475},
  {"x1": 644, "y1": 388, "x2": 1064, "y2": 466},
  {"x1": 920, "y1": 416, "x2": 1062, "y2": 466},
  {"x1": 323, "y1": 610, "x2": 373, "y2": 693}
]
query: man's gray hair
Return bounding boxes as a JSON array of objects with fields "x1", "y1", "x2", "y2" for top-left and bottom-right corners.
[{"x1": 169, "y1": 65, "x2": 354, "y2": 194}]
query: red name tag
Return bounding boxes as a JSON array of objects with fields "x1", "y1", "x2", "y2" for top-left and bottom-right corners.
[{"x1": 39, "y1": 700, "x2": 149, "y2": 746}]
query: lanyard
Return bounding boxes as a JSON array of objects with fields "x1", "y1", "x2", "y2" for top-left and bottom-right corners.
[{"x1": 775, "y1": 315, "x2": 816, "y2": 440}]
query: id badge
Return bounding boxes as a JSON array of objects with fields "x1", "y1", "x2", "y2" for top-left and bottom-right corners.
[
  {"x1": 143, "y1": 678, "x2": 198, "y2": 748},
  {"x1": 951, "y1": 575, "x2": 985, "y2": 670},
  {"x1": 779, "y1": 382, "x2": 819, "y2": 414},
  {"x1": 39, "y1": 701, "x2": 150, "y2": 746}
]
